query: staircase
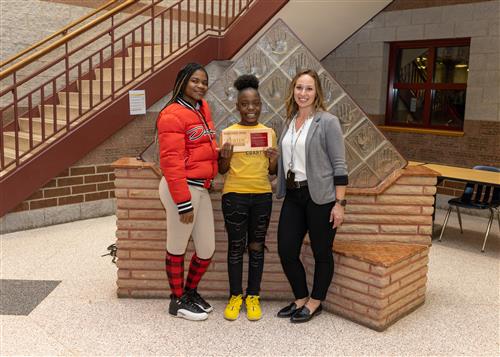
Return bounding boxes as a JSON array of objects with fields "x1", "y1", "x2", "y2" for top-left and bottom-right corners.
[{"x1": 0, "y1": 0, "x2": 288, "y2": 217}]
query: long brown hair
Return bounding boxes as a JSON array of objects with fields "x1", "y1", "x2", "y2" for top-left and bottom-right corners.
[{"x1": 285, "y1": 69, "x2": 326, "y2": 122}]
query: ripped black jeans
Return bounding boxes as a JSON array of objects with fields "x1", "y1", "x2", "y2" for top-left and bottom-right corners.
[{"x1": 222, "y1": 192, "x2": 272, "y2": 296}]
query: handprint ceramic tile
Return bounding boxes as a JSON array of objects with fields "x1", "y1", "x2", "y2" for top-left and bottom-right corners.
[
  {"x1": 282, "y1": 48, "x2": 321, "y2": 79},
  {"x1": 345, "y1": 119, "x2": 384, "y2": 159},
  {"x1": 365, "y1": 142, "x2": 406, "y2": 180},
  {"x1": 345, "y1": 142, "x2": 364, "y2": 173},
  {"x1": 260, "y1": 69, "x2": 290, "y2": 111},
  {"x1": 209, "y1": 71, "x2": 239, "y2": 110},
  {"x1": 232, "y1": 47, "x2": 275, "y2": 80},
  {"x1": 206, "y1": 19, "x2": 406, "y2": 188},
  {"x1": 330, "y1": 96, "x2": 365, "y2": 135},
  {"x1": 319, "y1": 72, "x2": 345, "y2": 108},
  {"x1": 257, "y1": 22, "x2": 301, "y2": 64},
  {"x1": 348, "y1": 164, "x2": 380, "y2": 188}
]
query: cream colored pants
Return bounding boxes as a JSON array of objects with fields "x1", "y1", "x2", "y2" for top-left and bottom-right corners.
[{"x1": 159, "y1": 177, "x2": 215, "y2": 259}]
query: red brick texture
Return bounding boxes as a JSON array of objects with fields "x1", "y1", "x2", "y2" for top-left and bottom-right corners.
[
  {"x1": 316, "y1": 242, "x2": 429, "y2": 331},
  {"x1": 112, "y1": 158, "x2": 438, "y2": 331},
  {"x1": 381, "y1": 121, "x2": 500, "y2": 171},
  {"x1": 9, "y1": 164, "x2": 115, "y2": 213}
]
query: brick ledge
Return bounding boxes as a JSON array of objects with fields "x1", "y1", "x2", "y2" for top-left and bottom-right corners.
[
  {"x1": 333, "y1": 241, "x2": 428, "y2": 268},
  {"x1": 112, "y1": 157, "x2": 439, "y2": 195}
]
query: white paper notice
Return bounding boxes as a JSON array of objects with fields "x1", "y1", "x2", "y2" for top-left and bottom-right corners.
[
  {"x1": 129, "y1": 90, "x2": 146, "y2": 115},
  {"x1": 410, "y1": 97, "x2": 417, "y2": 112}
]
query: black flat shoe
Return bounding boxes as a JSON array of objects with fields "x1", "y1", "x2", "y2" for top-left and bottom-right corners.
[
  {"x1": 290, "y1": 304, "x2": 322, "y2": 323},
  {"x1": 277, "y1": 302, "x2": 300, "y2": 318}
]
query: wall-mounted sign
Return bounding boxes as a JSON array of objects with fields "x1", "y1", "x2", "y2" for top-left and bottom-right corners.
[{"x1": 129, "y1": 90, "x2": 146, "y2": 115}]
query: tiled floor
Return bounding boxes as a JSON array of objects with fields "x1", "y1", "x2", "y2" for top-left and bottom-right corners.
[{"x1": 1, "y1": 209, "x2": 499, "y2": 356}]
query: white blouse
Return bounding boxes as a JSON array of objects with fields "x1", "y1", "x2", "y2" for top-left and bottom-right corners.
[{"x1": 281, "y1": 117, "x2": 313, "y2": 182}]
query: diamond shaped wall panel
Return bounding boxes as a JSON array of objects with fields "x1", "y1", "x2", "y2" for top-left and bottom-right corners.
[{"x1": 207, "y1": 19, "x2": 406, "y2": 188}]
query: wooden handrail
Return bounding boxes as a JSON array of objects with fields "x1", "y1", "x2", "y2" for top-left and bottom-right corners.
[
  {"x1": 0, "y1": 0, "x2": 139, "y2": 80},
  {"x1": 0, "y1": 0, "x2": 121, "y2": 69}
]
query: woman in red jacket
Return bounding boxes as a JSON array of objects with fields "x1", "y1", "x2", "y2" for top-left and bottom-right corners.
[{"x1": 157, "y1": 63, "x2": 218, "y2": 321}]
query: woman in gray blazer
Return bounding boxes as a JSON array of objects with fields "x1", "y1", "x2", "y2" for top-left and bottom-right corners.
[{"x1": 276, "y1": 69, "x2": 348, "y2": 323}]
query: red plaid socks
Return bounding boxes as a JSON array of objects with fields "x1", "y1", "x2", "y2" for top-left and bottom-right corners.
[
  {"x1": 185, "y1": 254, "x2": 211, "y2": 290},
  {"x1": 165, "y1": 252, "x2": 184, "y2": 298}
]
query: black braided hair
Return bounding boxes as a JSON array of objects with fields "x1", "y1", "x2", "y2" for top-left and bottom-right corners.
[
  {"x1": 233, "y1": 74, "x2": 259, "y2": 93},
  {"x1": 166, "y1": 62, "x2": 208, "y2": 107}
]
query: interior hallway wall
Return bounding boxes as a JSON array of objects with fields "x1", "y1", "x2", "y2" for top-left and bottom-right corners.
[{"x1": 321, "y1": 0, "x2": 499, "y2": 168}]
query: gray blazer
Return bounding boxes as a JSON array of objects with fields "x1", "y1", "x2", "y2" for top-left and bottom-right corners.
[{"x1": 276, "y1": 111, "x2": 348, "y2": 204}]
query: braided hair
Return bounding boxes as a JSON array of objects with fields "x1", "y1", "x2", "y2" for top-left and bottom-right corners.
[
  {"x1": 165, "y1": 62, "x2": 208, "y2": 107},
  {"x1": 233, "y1": 74, "x2": 259, "y2": 94},
  {"x1": 155, "y1": 63, "x2": 208, "y2": 144}
]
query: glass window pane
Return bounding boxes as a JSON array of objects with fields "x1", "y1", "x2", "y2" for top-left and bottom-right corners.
[
  {"x1": 392, "y1": 88, "x2": 425, "y2": 125},
  {"x1": 430, "y1": 90, "x2": 466, "y2": 128},
  {"x1": 396, "y1": 48, "x2": 429, "y2": 83},
  {"x1": 433, "y1": 46, "x2": 469, "y2": 83}
]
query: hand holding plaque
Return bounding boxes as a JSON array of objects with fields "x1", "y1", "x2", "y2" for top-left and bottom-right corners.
[{"x1": 221, "y1": 128, "x2": 273, "y2": 152}]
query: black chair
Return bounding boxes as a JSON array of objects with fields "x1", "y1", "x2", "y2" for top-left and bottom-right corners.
[{"x1": 438, "y1": 166, "x2": 500, "y2": 252}]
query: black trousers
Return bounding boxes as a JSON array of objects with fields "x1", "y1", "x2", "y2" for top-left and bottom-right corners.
[
  {"x1": 222, "y1": 192, "x2": 272, "y2": 296},
  {"x1": 278, "y1": 186, "x2": 336, "y2": 301}
]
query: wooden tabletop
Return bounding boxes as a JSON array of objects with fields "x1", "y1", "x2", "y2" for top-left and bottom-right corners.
[{"x1": 408, "y1": 162, "x2": 500, "y2": 186}]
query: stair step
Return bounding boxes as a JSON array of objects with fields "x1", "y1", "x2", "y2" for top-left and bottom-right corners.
[
  {"x1": 78, "y1": 79, "x2": 114, "y2": 95},
  {"x1": 3, "y1": 146, "x2": 19, "y2": 163},
  {"x1": 113, "y1": 57, "x2": 153, "y2": 70},
  {"x1": 18, "y1": 117, "x2": 65, "y2": 135},
  {"x1": 127, "y1": 45, "x2": 164, "y2": 59},
  {"x1": 58, "y1": 92, "x2": 96, "y2": 108},
  {"x1": 2, "y1": 145, "x2": 33, "y2": 167},
  {"x1": 40, "y1": 105, "x2": 81, "y2": 120},
  {"x1": 3, "y1": 131, "x2": 42, "y2": 151},
  {"x1": 95, "y1": 68, "x2": 134, "y2": 82}
]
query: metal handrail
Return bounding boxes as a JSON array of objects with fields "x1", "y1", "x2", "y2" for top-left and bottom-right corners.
[
  {"x1": 0, "y1": 0, "x2": 254, "y2": 172},
  {"x1": 0, "y1": 0, "x2": 139, "y2": 80},
  {"x1": 0, "y1": 0, "x2": 122, "y2": 69}
]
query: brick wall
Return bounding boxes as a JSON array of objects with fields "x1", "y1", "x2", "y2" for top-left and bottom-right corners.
[
  {"x1": 382, "y1": 120, "x2": 500, "y2": 168},
  {"x1": 112, "y1": 158, "x2": 437, "y2": 299},
  {"x1": 10, "y1": 164, "x2": 115, "y2": 213}
]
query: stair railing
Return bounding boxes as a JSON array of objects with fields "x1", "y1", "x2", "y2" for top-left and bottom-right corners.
[
  {"x1": 0, "y1": 0, "x2": 122, "y2": 69},
  {"x1": 0, "y1": 0, "x2": 253, "y2": 172}
]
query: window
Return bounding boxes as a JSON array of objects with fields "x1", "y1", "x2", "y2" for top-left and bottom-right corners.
[{"x1": 385, "y1": 38, "x2": 470, "y2": 131}]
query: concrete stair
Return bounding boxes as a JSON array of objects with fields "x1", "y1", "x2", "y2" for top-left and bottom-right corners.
[
  {"x1": 2, "y1": 147, "x2": 17, "y2": 166},
  {"x1": 58, "y1": 92, "x2": 95, "y2": 108},
  {"x1": 113, "y1": 56, "x2": 154, "y2": 71},
  {"x1": 127, "y1": 45, "x2": 164, "y2": 59},
  {"x1": 18, "y1": 117, "x2": 65, "y2": 135},
  {"x1": 41, "y1": 105, "x2": 81, "y2": 121},
  {"x1": 95, "y1": 68, "x2": 134, "y2": 82},
  {"x1": 3, "y1": 131, "x2": 42, "y2": 151},
  {"x1": 78, "y1": 79, "x2": 114, "y2": 95}
]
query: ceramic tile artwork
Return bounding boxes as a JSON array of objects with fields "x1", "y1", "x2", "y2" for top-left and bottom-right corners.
[{"x1": 208, "y1": 19, "x2": 407, "y2": 188}]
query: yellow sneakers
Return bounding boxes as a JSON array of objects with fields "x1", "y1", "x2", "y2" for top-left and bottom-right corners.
[
  {"x1": 245, "y1": 295, "x2": 262, "y2": 321},
  {"x1": 224, "y1": 294, "x2": 243, "y2": 321}
]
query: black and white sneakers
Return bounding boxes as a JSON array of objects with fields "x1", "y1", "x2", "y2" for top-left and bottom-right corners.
[
  {"x1": 168, "y1": 290, "x2": 213, "y2": 321},
  {"x1": 184, "y1": 289, "x2": 213, "y2": 313},
  {"x1": 169, "y1": 294, "x2": 208, "y2": 321}
]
